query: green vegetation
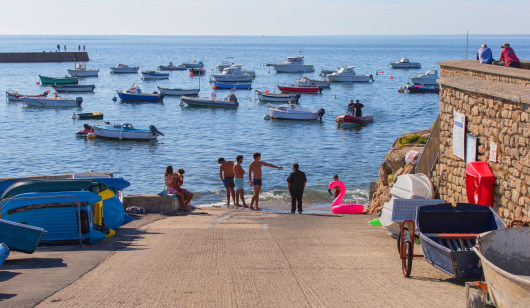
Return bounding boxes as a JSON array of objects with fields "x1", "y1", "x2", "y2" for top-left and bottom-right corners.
[{"x1": 397, "y1": 134, "x2": 427, "y2": 145}]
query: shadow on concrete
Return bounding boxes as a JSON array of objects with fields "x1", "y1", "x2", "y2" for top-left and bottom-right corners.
[
  {"x1": 0, "y1": 271, "x2": 21, "y2": 282},
  {"x1": 409, "y1": 275, "x2": 467, "y2": 286},
  {"x1": 0, "y1": 293, "x2": 17, "y2": 301},
  {"x1": 2, "y1": 258, "x2": 66, "y2": 270}
]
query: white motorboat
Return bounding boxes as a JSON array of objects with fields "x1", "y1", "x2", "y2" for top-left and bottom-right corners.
[
  {"x1": 267, "y1": 104, "x2": 324, "y2": 121},
  {"x1": 157, "y1": 87, "x2": 200, "y2": 96},
  {"x1": 410, "y1": 69, "x2": 439, "y2": 85},
  {"x1": 24, "y1": 95, "x2": 83, "y2": 107},
  {"x1": 93, "y1": 123, "x2": 164, "y2": 140},
  {"x1": 110, "y1": 64, "x2": 139, "y2": 74},
  {"x1": 52, "y1": 84, "x2": 95, "y2": 93},
  {"x1": 181, "y1": 60, "x2": 204, "y2": 69},
  {"x1": 267, "y1": 53, "x2": 314, "y2": 73},
  {"x1": 210, "y1": 66, "x2": 253, "y2": 82},
  {"x1": 68, "y1": 64, "x2": 99, "y2": 77},
  {"x1": 255, "y1": 91, "x2": 300, "y2": 103},
  {"x1": 225, "y1": 64, "x2": 255, "y2": 78},
  {"x1": 180, "y1": 93, "x2": 238, "y2": 108},
  {"x1": 216, "y1": 57, "x2": 235, "y2": 72},
  {"x1": 157, "y1": 62, "x2": 187, "y2": 71},
  {"x1": 297, "y1": 77, "x2": 330, "y2": 88},
  {"x1": 327, "y1": 66, "x2": 374, "y2": 82},
  {"x1": 142, "y1": 71, "x2": 170, "y2": 80},
  {"x1": 390, "y1": 58, "x2": 421, "y2": 69}
]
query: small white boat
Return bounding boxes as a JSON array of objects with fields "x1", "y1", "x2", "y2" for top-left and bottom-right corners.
[
  {"x1": 211, "y1": 66, "x2": 253, "y2": 82},
  {"x1": 6, "y1": 90, "x2": 49, "y2": 102},
  {"x1": 24, "y1": 95, "x2": 83, "y2": 107},
  {"x1": 267, "y1": 104, "x2": 324, "y2": 121},
  {"x1": 157, "y1": 87, "x2": 199, "y2": 96},
  {"x1": 216, "y1": 57, "x2": 235, "y2": 72},
  {"x1": 142, "y1": 71, "x2": 169, "y2": 80},
  {"x1": 226, "y1": 64, "x2": 255, "y2": 78},
  {"x1": 110, "y1": 64, "x2": 139, "y2": 74},
  {"x1": 390, "y1": 58, "x2": 421, "y2": 69},
  {"x1": 181, "y1": 60, "x2": 204, "y2": 69},
  {"x1": 266, "y1": 53, "x2": 314, "y2": 73},
  {"x1": 180, "y1": 93, "x2": 238, "y2": 108},
  {"x1": 410, "y1": 70, "x2": 439, "y2": 85},
  {"x1": 157, "y1": 62, "x2": 187, "y2": 71},
  {"x1": 297, "y1": 77, "x2": 330, "y2": 88},
  {"x1": 255, "y1": 91, "x2": 300, "y2": 103},
  {"x1": 93, "y1": 123, "x2": 164, "y2": 140},
  {"x1": 68, "y1": 64, "x2": 99, "y2": 77},
  {"x1": 52, "y1": 84, "x2": 95, "y2": 93},
  {"x1": 327, "y1": 66, "x2": 374, "y2": 82}
]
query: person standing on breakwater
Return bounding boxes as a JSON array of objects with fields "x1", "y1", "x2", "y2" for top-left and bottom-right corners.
[
  {"x1": 234, "y1": 155, "x2": 249, "y2": 208},
  {"x1": 354, "y1": 100, "x2": 364, "y2": 117},
  {"x1": 218, "y1": 157, "x2": 236, "y2": 207},
  {"x1": 477, "y1": 44, "x2": 494, "y2": 64},
  {"x1": 57, "y1": 44, "x2": 60, "y2": 52},
  {"x1": 248, "y1": 152, "x2": 283, "y2": 211},
  {"x1": 498, "y1": 43, "x2": 521, "y2": 68},
  {"x1": 287, "y1": 163, "x2": 307, "y2": 214}
]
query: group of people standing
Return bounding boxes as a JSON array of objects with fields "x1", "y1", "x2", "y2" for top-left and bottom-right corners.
[
  {"x1": 347, "y1": 100, "x2": 364, "y2": 117},
  {"x1": 477, "y1": 43, "x2": 521, "y2": 68}
]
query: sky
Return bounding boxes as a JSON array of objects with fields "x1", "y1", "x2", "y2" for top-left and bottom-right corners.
[{"x1": 1, "y1": 0, "x2": 529, "y2": 35}]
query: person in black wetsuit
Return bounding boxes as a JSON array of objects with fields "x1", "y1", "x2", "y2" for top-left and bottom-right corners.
[
  {"x1": 354, "y1": 100, "x2": 364, "y2": 117},
  {"x1": 287, "y1": 163, "x2": 307, "y2": 214}
]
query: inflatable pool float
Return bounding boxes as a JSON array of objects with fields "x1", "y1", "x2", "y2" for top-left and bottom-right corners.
[{"x1": 328, "y1": 181, "x2": 364, "y2": 214}]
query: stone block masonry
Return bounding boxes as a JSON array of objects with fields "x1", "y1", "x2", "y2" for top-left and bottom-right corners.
[{"x1": 0, "y1": 52, "x2": 89, "y2": 63}]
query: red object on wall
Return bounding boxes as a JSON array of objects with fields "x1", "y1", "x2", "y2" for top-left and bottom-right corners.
[{"x1": 465, "y1": 161, "x2": 495, "y2": 206}]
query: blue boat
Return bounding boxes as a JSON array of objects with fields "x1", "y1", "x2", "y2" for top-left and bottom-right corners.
[
  {"x1": 411, "y1": 203, "x2": 505, "y2": 278},
  {"x1": 117, "y1": 86, "x2": 163, "y2": 102},
  {"x1": 0, "y1": 243, "x2": 10, "y2": 266},
  {"x1": 0, "y1": 219, "x2": 46, "y2": 253},
  {"x1": 213, "y1": 81, "x2": 252, "y2": 89},
  {"x1": 1, "y1": 191, "x2": 108, "y2": 244}
]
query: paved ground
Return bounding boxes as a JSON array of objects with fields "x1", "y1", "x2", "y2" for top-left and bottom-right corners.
[{"x1": 2, "y1": 208, "x2": 467, "y2": 307}]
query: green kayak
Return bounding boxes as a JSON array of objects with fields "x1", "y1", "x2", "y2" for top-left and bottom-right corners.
[{"x1": 39, "y1": 75, "x2": 78, "y2": 85}]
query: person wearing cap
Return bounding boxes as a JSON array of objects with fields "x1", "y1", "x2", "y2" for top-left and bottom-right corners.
[
  {"x1": 499, "y1": 43, "x2": 521, "y2": 68},
  {"x1": 476, "y1": 44, "x2": 494, "y2": 64}
]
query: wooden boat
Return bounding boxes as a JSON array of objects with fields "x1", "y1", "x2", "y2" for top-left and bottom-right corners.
[
  {"x1": 68, "y1": 64, "x2": 99, "y2": 77},
  {"x1": 0, "y1": 220, "x2": 46, "y2": 253},
  {"x1": 39, "y1": 75, "x2": 78, "y2": 85},
  {"x1": 335, "y1": 114, "x2": 374, "y2": 126},
  {"x1": 256, "y1": 90, "x2": 300, "y2": 103},
  {"x1": 52, "y1": 84, "x2": 95, "y2": 93},
  {"x1": 24, "y1": 96, "x2": 83, "y2": 107},
  {"x1": 213, "y1": 81, "x2": 252, "y2": 89},
  {"x1": 157, "y1": 62, "x2": 187, "y2": 71},
  {"x1": 76, "y1": 112, "x2": 104, "y2": 120},
  {"x1": 142, "y1": 71, "x2": 169, "y2": 80},
  {"x1": 110, "y1": 64, "x2": 139, "y2": 74},
  {"x1": 277, "y1": 84, "x2": 320, "y2": 94},
  {"x1": 390, "y1": 58, "x2": 421, "y2": 69},
  {"x1": 94, "y1": 123, "x2": 164, "y2": 141},
  {"x1": 267, "y1": 104, "x2": 324, "y2": 121},
  {"x1": 403, "y1": 203, "x2": 506, "y2": 278},
  {"x1": 117, "y1": 86, "x2": 163, "y2": 102},
  {"x1": 180, "y1": 94, "x2": 238, "y2": 108},
  {"x1": 470, "y1": 228, "x2": 530, "y2": 308},
  {"x1": 157, "y1": 87, "x2": 199, "y2": 96},
  {"x1": 6, "y1": 90, "x2": 49, "y2": 102},
  {"x1": 297, "y1": 77, "x2": 330, "y2": 88}
]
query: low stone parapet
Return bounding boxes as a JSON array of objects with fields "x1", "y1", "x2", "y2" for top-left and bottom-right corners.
[{"x1": 123, "y1": 194, "x2": 178, "y2": 214}]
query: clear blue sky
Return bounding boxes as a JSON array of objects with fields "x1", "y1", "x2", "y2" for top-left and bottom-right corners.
[{"x1": 2, "y1": 0, "x2": 529, "y2": 35}]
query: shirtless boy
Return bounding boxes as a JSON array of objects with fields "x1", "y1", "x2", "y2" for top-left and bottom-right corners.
[
  {"x1": 233, "y1": 155, "x2": 248, "y2": 208},
  {"x1": 218, "y1": 157, "x2": 236, "y2": 206},
  {"x1": 248, "y1": 152, "x2": 283, "y2": 210}
]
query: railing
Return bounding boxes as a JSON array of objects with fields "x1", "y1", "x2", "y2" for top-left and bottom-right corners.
[{"x1": 415, "y1": 115, "x2": 440, "y2": 177}]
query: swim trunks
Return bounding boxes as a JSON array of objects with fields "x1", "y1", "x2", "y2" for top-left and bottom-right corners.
[
  {"x1": 223, "y1": 177, "x2": 235, "y2": 188},
  {"x1": 252, "y1": 178, "x2": 262, "y2": 186},
  {"x1": 234, "y1": 177, "x2": 244, "y2": 190}
]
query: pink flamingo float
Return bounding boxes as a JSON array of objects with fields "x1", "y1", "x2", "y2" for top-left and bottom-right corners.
[{"x1": 328, "y1": 181, "x2": 364, "y2": 214}]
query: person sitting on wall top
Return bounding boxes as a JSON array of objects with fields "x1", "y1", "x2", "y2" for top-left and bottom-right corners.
[
  {"x1": 476, "y1": 44, "x2": 494, "y2": 64},
  {"x1": 497, "y1": 43, "x2": 521, "y2": 68}
]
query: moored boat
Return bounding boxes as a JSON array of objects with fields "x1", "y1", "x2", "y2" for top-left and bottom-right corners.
[
  {"x1": 211, "y1": 66, "x2": 253, "y2": 82},
  {"x1": 297, "y1": 77, "x2": 330, "y2": 88},
  {"x1": 6, "y1": 90, "x2": 49, "y2": 102},
  {"x1": 181, "y1": 60, "x2": 204, "y2": 69},
  {"x1": 157, "y1": 87, "x2": 199, "y2": 96},
  {"x1": 180, "y1": 93, "x2": 238, "y2": 108},
  {"x1": 142, "y1": 71, "x2": 170, "y2": 80},
  {"x1": 157, "y1": 62, "x2": 187, "y2": 71},
  {"x1": 335, "y1": 114, "x2": 374, "y2": 126},
  {"x1": 327, "y1": 66, "x2": 373, "y2": 82},
  {"x1": 405, "y1": 84, "x2": 440, "y2": 93},
  {"x1": 213, "y1": 81, "x2": 252, "y2": 89},
  {"x1": 110, "y1": 64, "x2": 139, "y2": 74},
  {"x1": 39, "y1": 75, "x2": 78, "y2": 85},
  {"x1": 68, "y1": 64, "x2": 99, "y2": 77},
  {"x1": 189, "y1": 68, "x2": 206, "y2": 75},
  {"x1": 267, "y1": 53, "x2": 314, "y2": 73},
  {"x1": 255, "y1": 90, "x2": 300, "y2": 103},
  {"x1": 117, "y1": 86, "x2": 164, "y2": 102},
  {"x1": 277, "y1": 84, "x2": 320, "y2": 94},
  {"x1": 410, "y1": 69, "x2": 439, "y2": 85},
  {"x1": 267, "y1": 104, "x2": 325, "y2": 121},
  {"x1": 76, "y1": 123, "x2": 94, "y2": 135},
  {"x1": 390, "y1": 58, "x2": 421, "y2": 69},
  {"x1": 216, "y1": 57, "x2": 235, "y2": 72},
  {"x1": 75, "y1": 112, "x2": 104, "y2": 120},
  {"x1": 52, "y1": 84, "x2": 95, "y2": 93},
  {"x1": 93, "y1": 123, "x2": 164, "y2": 140},
  {"x1": 24, "y1": 95, "x2": 83, "y2": 107}
]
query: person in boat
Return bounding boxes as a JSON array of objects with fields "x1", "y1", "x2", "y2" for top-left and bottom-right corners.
[
  {"x1": 498, "y1": 43, "x2": 521, "y2": 68},
  {"x1": 248, "y1": 152, "x2": 283, "y2": 211},
  {"x1": 234, "y1": 155, "x2": 249, "y2": 208},
  {"x1": 287, "y1": 163, "x2": 307, "y2": 214},
  {"x1": 354, "y1": 100, "x2": 364, "y2": 117},
  {"x1": 164, "y1": 166, "x2": 186, "y2": 211},
  {"x1": 347, "y1": 100, "x2": 355, "y2": 116},
  {"x1": 175, "y1": 168, "x2": 194, "y2": 210},
  {"x1": 218, "y1": 157, "x2": 236, "y2": 207},
  {"x1": 476, "y1": 44, "x2": 494, "y2": 64},
  {"x1": 229, "y1": 93, "x2": 237, "y2": 103}
]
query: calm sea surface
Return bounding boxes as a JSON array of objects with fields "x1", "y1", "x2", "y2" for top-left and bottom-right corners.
[{"x1": 1, "y1": 35, "x2": 528, "y2": 210}]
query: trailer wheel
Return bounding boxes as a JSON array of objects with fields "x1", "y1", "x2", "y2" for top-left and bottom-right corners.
[
  {"x1": 466, "y1": 290, "x2": 483, "y2": 308},
  {"x1": 402, "y1": 240, "x2": 413, "y2": 277}
]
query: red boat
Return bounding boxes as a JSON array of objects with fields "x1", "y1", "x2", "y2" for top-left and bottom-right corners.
[
  {"x1": 335, "y1": 114, "x2": 374, "y2": 126},
  {"x1": 277, "y1": 85, "x2": 320, "y2": 94},
  {"x1": 76, "y1": 123, "x2": 94, "y2": 136}
]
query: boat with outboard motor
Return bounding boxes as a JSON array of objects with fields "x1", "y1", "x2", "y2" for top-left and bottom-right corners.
[
  {"x1": 277, "y1": 84, "x2": 320, "y2": 94},
  {"x1": 110, "y1": 64, "x2": 139, "y2": 74},
  {"x1": 410, "y1": 69, "x2": 439, "y2": 85},
  {"x1": 24, "y1": 95, "x2": 83, "y2": 107},
  {"x1": 116, "y1": 85, "x2": 164, "y2": 102},
  {"x1": 266, "y1": 53, "x2": 314, "y2": 73},
  {"x1": 255, "y1": 90, "x2": 300, "y2": 103},
  {"x1": 266, "y1": 104, "x2": 325, "y2": 121},
  {"x1": 93, "y1": 123, "x2": 164, "y2": 140},
  {"x1": 6, "y1": 90, "x2": 49, "y2": 102},
  {"x1": 52, "y1": 84, "x2": 95, "y2": 93},
  {"x1": 180, "y1": 92, "x2": 238, "y2": 108},
  {"x1": 142, "y1": 71, "x2": 169, "y2": 80},
  {"x1": 157, "y1": 87, "x2": 199, "y2": 96}
]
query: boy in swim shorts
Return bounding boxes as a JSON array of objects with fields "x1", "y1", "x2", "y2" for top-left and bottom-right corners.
[
  {"x1": 218, "y1": 157, "x2": 236, "y2": 207},
  {"x1": 248, "y1": 152, "x2": 283, "y2": 210},
  {"x1": 234, "y1": 155, "x2": 248, "y2": 208}
]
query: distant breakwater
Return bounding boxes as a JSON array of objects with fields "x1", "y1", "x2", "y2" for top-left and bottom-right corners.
[{"x1": 0, "y1": 52, "x2": 89, "y2": 63}]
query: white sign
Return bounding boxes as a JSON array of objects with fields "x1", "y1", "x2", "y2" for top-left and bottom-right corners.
[
  {"x1": 453, "y1": 111, "x2": 466, "y2": 160},
  {"x1": 489, "y1": 141, "x2": 497, "y2": 162},
  {"x1": 466, "y1": 134, "x2": 477, "y2": 165}
]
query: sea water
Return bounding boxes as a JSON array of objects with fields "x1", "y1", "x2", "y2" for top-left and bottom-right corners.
[{"x1": 0, "y1": 35, "x2": 528, "y2": 210}]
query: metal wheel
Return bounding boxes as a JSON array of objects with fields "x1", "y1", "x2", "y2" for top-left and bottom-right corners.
[
  {"x1": 396, "y1": 231, "x2": 401, "y2": 253},
  {"x1": 402, "y1": 240, "x2": 413, "y2": 278}
]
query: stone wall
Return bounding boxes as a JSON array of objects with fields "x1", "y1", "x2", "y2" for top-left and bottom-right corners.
[
  {"x1": 437, "y1": 61, "x2": 530, "y2": 222},
  {"x1": 0, "y1": 52, "x2": 89, "y2": 63}
]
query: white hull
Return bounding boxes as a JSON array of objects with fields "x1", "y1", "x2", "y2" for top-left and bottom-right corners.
[
  {"x1": 271, "y1": 64, "x2": 314, "y2": 73},
  {"x1": 68, "y1": 69, "x2": 99, "y2": 77},
  {"x1": 328, "y1": 75, "x2": 372, "y2": 82},
  {"x1": 256, "y1": 91, "x2": 300, "y2": 103},
  {"x1": 24, "y1": 97, "x2": 80, "y2": 107},
  {"x1": 93, "y1": 126, "x2": 157, "y2": 140},
  {"x1": 268, "y1": 105, "x2": 319, "y2": 120},
  {"x1": 181, "y1": 96, "x2": 238, "y2": 108},
  {"x1": 157, "y1": 87, "x2": 199, "y2": 96},
  {"x1": 297, "y1": 78, "x2": 330, "y2": 88}
]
